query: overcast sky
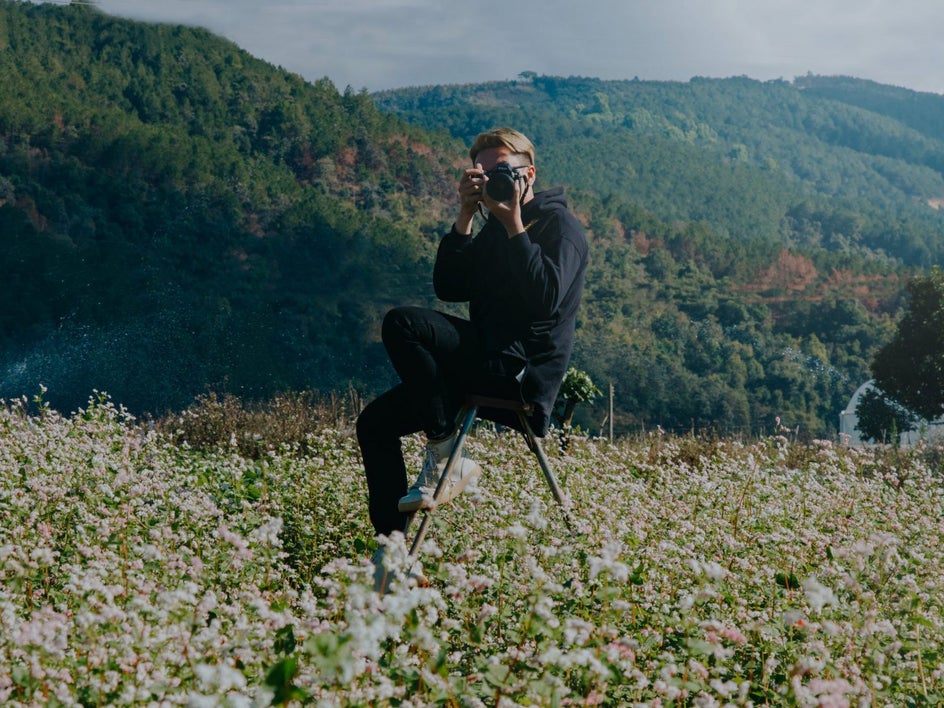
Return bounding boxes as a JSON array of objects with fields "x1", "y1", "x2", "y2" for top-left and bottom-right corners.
[{"x1": 82, "y1": 0, "x2": 944, "y2": 95}]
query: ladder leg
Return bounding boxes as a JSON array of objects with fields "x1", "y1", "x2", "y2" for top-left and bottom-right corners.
[
  {"x1": 408, "y1": 405, "x2": 479, "y2": 557},
  {"x1": 518, "y1": 413, "x2": 577, "y2": 534}
]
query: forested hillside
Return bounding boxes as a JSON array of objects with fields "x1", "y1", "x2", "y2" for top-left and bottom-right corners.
[
  {"x1": 374, "y1": 74, "x2": 944, "y2": 264},
  {"x1": 2, "y1": 1, "x2": 940, "y2": 437},
  {"x1": 0, "y1": 0, "x2": 459, "y2": 411}
]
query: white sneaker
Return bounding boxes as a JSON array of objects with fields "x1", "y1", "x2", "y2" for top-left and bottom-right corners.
[{"x1": 398, "y1": 432, "x2": 481, "y2": 512}]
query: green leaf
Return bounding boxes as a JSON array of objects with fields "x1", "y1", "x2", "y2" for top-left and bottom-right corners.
[
  {"x1": 11, "y1": 664, "x2": 29, "y2": 687},
  {"x1": 265, "y1": 656, "x2": 297, "y2": 688},
  {"x1": 265, "y1": 657, "x2": 307, "y2": 705},
  {"x1": 686, "y1": 638, "x2": 716, "y2": 656},
  {"x1": 274, "y1": 624, "x2": 296, "y2": 655}
]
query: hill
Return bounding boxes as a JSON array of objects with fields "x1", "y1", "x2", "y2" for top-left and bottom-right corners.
[
  {"x1": 373, "y1": 74, "x2": 944, "y2": 435},
  {"x1": 0, "y1": 0, "x2": 461, "y2": 410},
  {"x1": 373, "y1": 74, "x2": 944, "y2": 264},
  {"x1": 1, "y1": 1, "x2": 940, "y2": 437}
]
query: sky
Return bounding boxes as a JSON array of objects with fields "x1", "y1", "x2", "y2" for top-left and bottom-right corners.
[{"x1": 75, "y1": 0, "x2": 944, "y2": 96}]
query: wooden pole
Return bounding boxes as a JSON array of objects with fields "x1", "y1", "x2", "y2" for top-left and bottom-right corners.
[{"x1": 609, "y1": 383, "x2": 614, "y2": 442}]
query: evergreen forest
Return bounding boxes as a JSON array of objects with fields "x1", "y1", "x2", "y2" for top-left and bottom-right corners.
[{"x1": 4, "y1": 0, "x2": 944, "y2": 438}]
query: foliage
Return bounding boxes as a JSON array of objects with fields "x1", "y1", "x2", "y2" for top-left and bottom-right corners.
[
  {"x1": 3, "y1": 394, "x2": 944, "y2": 705},
  {"x1": 0, "y1": 0, "x2": 931, "y2": 438},
  {"x1": 871, "y1": 267, "x2": 944, "y2": 420},
  {"x1": 0, "y1": 0, "x2": 457, "y2": 411},
  {"x1": 795, "y1": 74, "x2": 944, "y2": 145},
  {"x1": 854, "y1": 385, "x2": 918, "y2": 444},
  {"x1": 374, "y1": 74, "x2": 944, "y2": 265},
  {"x1": 152, "y1": 389, "x2": 363, "y2": 459}
]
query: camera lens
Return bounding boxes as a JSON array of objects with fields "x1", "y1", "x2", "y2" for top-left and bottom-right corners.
[{"x1": 485, "y1": 164, "x2": 519, "y2": 202}]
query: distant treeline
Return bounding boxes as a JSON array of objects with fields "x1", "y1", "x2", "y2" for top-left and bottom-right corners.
[{"x1": 4, "y1": 0, "x2": 941, "y2": 437}]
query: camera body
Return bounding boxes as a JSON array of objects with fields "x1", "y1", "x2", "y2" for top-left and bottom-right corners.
[{"x1": 484, "y1": 162, "x2": 524, "y2": 202}]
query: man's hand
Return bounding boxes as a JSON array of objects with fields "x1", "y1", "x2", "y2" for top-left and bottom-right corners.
[
  {"x1": 454, "y1": 162, "x2": 528, "y2": 238},
  {"x1": 454, "y1": 163, "x2": 486, "y2": 235},
  {"x1": 482, "y1": 175, "x2": 526, "y2": 238}
]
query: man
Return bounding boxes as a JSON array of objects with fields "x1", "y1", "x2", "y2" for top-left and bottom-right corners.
[{"x1": 356, "y1": 127, "x2": 588, "y2": 543}]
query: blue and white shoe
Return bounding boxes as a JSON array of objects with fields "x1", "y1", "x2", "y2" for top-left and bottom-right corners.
[{"x1": 397, "y1": 432, "x2": 481, "y2": 513}]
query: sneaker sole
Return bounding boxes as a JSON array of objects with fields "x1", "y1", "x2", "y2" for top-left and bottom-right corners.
[
  {"x1": 398, "y1": 498, "x2": 429, "y2": 513},
  {"x1": 398, "y1": 464, "x2": 482, "y2": 512}
]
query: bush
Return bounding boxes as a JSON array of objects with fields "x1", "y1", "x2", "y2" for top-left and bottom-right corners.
[{"x1": 153, "y1": 388, "x2": 362, "y2": 458}]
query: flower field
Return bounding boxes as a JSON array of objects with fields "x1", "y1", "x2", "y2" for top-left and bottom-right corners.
[{"x1": 1, "y1": 394, "x2": 943, "y2": 707}]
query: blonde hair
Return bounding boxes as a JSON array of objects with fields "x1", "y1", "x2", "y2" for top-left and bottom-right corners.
[{"x1": 469, "y1": 127, "x2": 535, "y2": 165}]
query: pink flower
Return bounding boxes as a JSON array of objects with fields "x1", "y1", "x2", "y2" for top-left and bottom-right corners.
[{"x1": 720, "y1": 626, "x2": 748, "y2": 644}]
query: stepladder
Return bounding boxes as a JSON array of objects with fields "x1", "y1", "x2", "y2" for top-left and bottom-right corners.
[{"x1": 405, "y1": 394, "x2": 577, "y2": 561}]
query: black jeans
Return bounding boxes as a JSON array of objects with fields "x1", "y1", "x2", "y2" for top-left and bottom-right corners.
[{"x1": 357, "y1": 306, "x2": 485, "y2": 537}]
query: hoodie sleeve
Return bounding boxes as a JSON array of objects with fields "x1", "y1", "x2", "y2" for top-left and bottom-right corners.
[
  {"x1": 504, "y1": 211, "x2": 588, "y2": 319},
  {"x1": 432, "y1": 227, "x2": 475, "y2": 302}
]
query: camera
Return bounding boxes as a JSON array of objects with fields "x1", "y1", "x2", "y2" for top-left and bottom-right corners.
[{"x1": 484, "y1": 163, "x2": 524, "y2": 202}]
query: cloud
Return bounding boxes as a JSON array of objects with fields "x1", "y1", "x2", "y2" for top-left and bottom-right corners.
[{"x1": 89, "y1": 0, "x2": 944, "y2": 94}]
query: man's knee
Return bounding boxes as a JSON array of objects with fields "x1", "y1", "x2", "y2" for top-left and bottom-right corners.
[
  {"x1": 382, "y1": 305, "x2": 416, "y2": 346},
  {"x1": 356, "y1": 402, "x2": 381, "y2": 446}
]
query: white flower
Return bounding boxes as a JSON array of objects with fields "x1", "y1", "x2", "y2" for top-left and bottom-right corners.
[
  {"x1": 702, "y1": 560, "x2": 726, "y2": 581},
  {"x1": 588, "y1": 541, "x2": 629, "y2": 582},
  {"x1": 802, "y1": 576, "x2": 837, "y2": 614},
  {"x1": 249, "y1": 516, "x2": 284, "y2": 546},
  {"x1": 194, "y1": 661, "x2": 247, "y2": 693},
  {"x1": 526, "y1": 498, "x2": 548, "y2": 530},
  {"x1": 29, "y1": 546, "x2": 56, "y2": 566},
  {"x1": 709, "y1": 678, "x2": 737, "y2": 697},
  {"x1": 135, "y1": 543, "x2": 163, "y2": 561},
  {"x1": 504, "y1": 522, "x2": 528, "y2": 540}
]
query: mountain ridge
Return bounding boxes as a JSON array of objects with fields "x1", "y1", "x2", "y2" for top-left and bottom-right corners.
[{"x1": 1, "y1": 1, "x2": 935, "y2": 436}]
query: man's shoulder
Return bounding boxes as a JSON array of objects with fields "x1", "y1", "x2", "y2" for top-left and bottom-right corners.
[
  {"x1": 546, "y1": 206, "x2": 588, "y2": 251},
  {"x1": 533, "y1": 188, "x2": 584, "y2": 230}
]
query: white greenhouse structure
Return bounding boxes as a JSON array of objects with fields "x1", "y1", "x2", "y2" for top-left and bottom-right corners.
[{"x1": 839, "y1": 379, "x2": 944, "y2": 446}]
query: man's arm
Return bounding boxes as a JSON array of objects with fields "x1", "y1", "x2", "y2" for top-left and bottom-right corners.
[
  {"x1": 433, "y1": 226, "x2": 475, "y2": 302},
  {"x1": 454, "y1": 163, "x2": 486, "y2": 235},
  {"x1": 504, "y1": 212, "x2": 588, "y2": 319},
  {"x1": 433, "y1": 163, "x2": 490, "y2": 301}
]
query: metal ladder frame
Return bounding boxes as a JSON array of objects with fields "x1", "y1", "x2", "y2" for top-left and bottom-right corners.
[{"x1": 407, "y1": 395, "x2": 576, "y2": 559}]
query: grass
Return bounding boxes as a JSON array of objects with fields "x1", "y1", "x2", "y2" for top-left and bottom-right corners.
[{"x1": 1, "y1": 390, "x2": 943, "y2": 706}]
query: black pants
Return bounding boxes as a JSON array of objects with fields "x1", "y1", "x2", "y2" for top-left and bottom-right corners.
[{"x1": 357, "y1": 306, "x2": 485, "y2": 537}]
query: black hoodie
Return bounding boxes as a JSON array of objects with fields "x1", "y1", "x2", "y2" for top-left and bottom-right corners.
[{"x1": 434, "y1": 186, "x2": 589, "y2": 435}]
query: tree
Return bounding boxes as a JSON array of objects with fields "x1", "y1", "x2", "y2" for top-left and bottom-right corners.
[
  {"x1": 871, "y1": 267, "x2": 944, "y2": 420},
  {"x1": 854, "y1": 386, "x2": 917, "y2": 445}
]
